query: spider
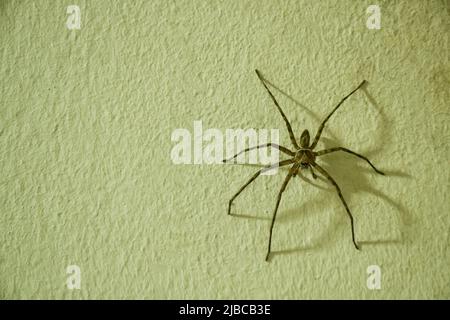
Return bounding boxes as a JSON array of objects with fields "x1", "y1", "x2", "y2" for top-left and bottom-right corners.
[{"x1": 223, "y1": 69, "x2": 385, "y2": 261}]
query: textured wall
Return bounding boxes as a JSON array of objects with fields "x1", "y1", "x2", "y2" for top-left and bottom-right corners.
[{"x1": 0, "y1": 0, "x2": 448, "y2": 299}]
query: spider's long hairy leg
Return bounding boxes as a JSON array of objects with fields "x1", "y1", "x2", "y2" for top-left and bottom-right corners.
[
  {"x1": 311, "y1": 162, "x2": 360, "y2": 250},
  {"x1": 227, "y1": 159, "x2": 295, "y2": 216},
  {"x1": 222, "y1": 143, "x2": 294, "y2": 163},
  {"x1": 309, "y1": 165, "x2": 318, "y2": 179},
  {"x1": 310, "y1": 80, "x2": 366, "y2": 149},
  {"x1": 315, "y1": 147, "x2": 385, "y2": 175},
  {"x1": 266, "y1": 163, "x2": 300, "y2": 262},
  {"x1": 255, "y1": 69, "x2": 300, "y2": 150}
]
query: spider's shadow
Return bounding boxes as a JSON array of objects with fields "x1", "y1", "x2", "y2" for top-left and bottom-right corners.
[
  {"x1": 274, "y1": 82, "x2": 412, "y2": 257},
  {"x1": 272, "y1": 149, "x2": 411, "y2": 258},
  {"x1": 229, "y1": 76, "x2": 412, "y2": 258}
]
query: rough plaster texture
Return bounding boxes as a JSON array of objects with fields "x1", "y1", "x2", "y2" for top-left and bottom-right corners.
[{"x1": 0, "y1": 0, "x2": 449, "y2": 299}]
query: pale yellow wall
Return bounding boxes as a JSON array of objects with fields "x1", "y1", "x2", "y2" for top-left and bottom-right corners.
[{"x1": 0, "y1": 0, "x2": 448, "y2": 299}]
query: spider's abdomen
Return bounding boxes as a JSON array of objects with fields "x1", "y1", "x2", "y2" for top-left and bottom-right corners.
[{"x1": 300, "y1": 129, "x2": 310, "y2": 148}]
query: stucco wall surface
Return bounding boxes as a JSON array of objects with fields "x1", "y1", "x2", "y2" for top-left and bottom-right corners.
[{"x1": 0, "y1": 0, "x2": 449, "y2": 299}]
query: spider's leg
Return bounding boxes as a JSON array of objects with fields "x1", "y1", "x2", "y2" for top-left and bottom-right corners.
[
  {"x1": 292, "y1": 166, "x2": 299, "y2": 177},
  {"x1": 266, "y1": 163, "x2": 299, "y2": 261},
  {"x1": 255, "y1": 69, "x2": 300, "y2": 150},
  {"x1": 310, "y1": 80, "x2": 366, "y2": 149},
  {"x1": 228, "y1": 159, "x2": 295, "y2": 216},
  {"x1": 309, "y1": 165, "x2": 318, "y2": 179},
  {"x1": 223, "y1": 143, "x2": 294, "y2": 163},
  {"x1": 311, "y1": 162, "x2": 360, "y2": 250},
  {"x1": 315, "y1": 147, "x2": 385, "y2": 175}
]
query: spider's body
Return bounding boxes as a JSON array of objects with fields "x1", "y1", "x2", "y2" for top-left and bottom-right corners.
[
  {"x1": 295, "y1": 149, "x2": 315, "y2": 167},
  {"x1": 299, "y1": 129, "x2": 310, "y2": 148},
  {"x1": 224, "y1": 70, "x2": 385, "y2": 261}
]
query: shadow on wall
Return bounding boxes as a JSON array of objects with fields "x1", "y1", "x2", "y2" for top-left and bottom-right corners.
[
  {"x1": 0, "y1": 0, "x2": 16, "y2": 15},
  {"x1": 229, "y1": 73, "x2": 413, "y2": 258}
]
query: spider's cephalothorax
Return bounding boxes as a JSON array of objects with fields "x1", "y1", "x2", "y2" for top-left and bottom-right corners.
[
  {"x1": 295, "y1": 149, "x2": 316, "y2": 169},
  {"x1": 224, "y1": 70, "x2": 385, "y2": 262}
]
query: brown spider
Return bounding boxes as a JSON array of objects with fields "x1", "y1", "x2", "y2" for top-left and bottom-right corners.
[{"x1": 223, "y1": 69, "x2": 385, "y2": 261}]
